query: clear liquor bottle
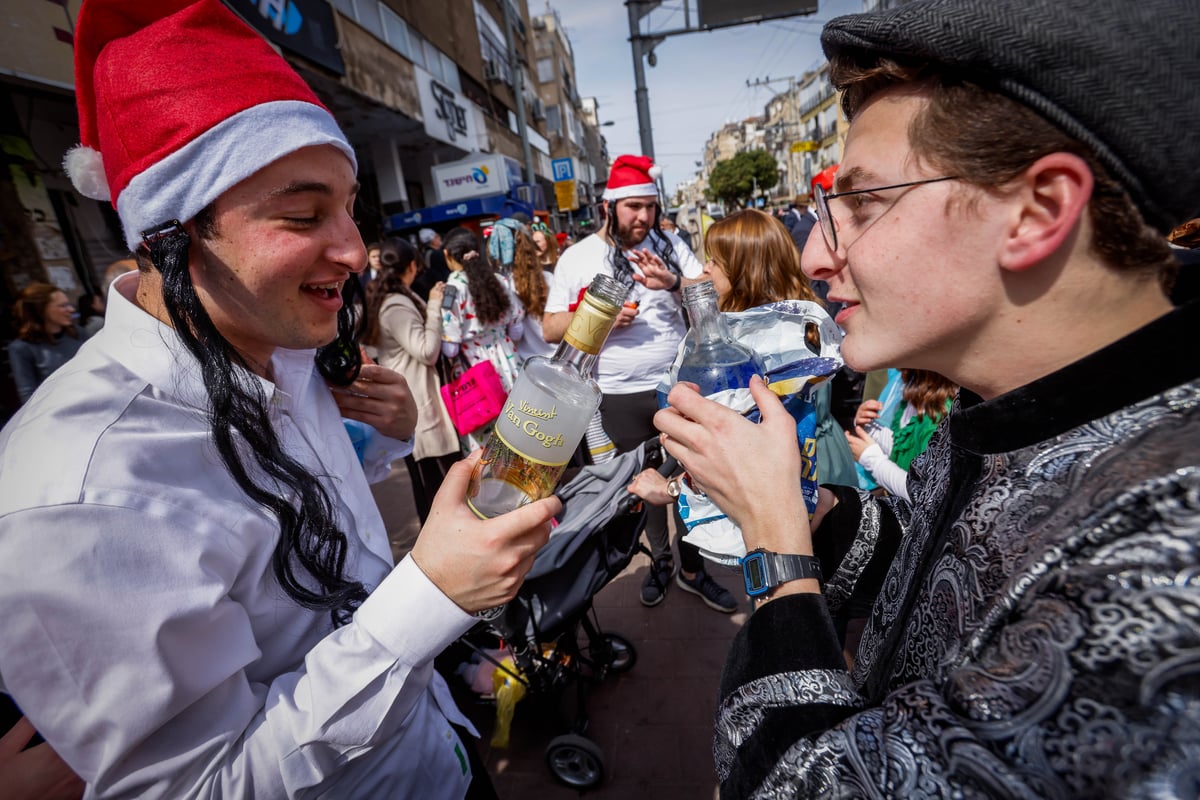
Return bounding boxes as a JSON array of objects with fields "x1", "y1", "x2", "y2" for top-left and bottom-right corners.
[
  {"x1": 467, "y1": 273, "x2": 629, "y2": 519},
  {"x1": 675, "y1": 280, "x2": 765, "y2": 396}
]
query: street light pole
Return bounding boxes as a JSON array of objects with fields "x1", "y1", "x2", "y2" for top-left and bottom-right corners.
[{"x1": 626, "y1": 0, "x2": 662, "y2": 160}]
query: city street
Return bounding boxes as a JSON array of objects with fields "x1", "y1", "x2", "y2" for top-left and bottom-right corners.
[{"x1": 374, "y1": 465, "x2": 745, "y2": 798}]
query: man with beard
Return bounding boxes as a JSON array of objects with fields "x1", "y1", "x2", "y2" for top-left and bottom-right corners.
[{"x1": 543, "y1": 155, "x2": 736, "y2": 613}]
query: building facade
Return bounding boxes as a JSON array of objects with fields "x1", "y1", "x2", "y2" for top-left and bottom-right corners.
[{"x1": 530, "y1": 8, "x2": 608, "y2": 232}]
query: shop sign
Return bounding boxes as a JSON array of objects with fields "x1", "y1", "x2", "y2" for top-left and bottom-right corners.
[
  {"x1": 227, "y1": 0, "x2": 344, "y2": 74},
  {"x1": 416, "y1": 67, "x2": 483, "y2": 151}
]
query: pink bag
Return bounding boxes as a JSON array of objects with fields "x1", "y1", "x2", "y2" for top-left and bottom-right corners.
[{"x1": 440, "y1": 359, "x2": 507, "y2": 435}]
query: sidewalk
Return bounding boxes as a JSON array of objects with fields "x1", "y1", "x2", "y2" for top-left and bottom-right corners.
[{"x1": 374, "y1": 465, "x2": 745, "y2": 799}]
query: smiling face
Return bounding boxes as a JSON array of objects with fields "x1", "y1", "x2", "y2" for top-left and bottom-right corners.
[
  {"x1": 802, "y1": 88, "x2": 1010, "y2": 377},
  {"x1": 186, "y1": 145, "x2": 365, "y2": 367}
]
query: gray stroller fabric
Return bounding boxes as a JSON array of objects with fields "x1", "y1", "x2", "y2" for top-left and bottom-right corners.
[{"x1": 526, "y1": 445, "x2": 652, "y2": 580}]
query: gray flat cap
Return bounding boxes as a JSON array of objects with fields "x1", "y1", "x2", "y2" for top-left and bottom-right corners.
[{"x1": 822, "y1": 0, "x2": 1200, "y2": 234}]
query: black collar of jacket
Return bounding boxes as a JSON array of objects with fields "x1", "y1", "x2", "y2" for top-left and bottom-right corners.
[{"x1": 950, "y1": 299, "x2": 1200, "y2": 455}]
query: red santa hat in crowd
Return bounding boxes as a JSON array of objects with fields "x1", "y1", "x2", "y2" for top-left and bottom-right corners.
[
  {"x1": 63, "y1": 0, "x2": 356, "y2": 251},
  {"x1": 601, "y1": 154, "x2": 662, "y2": 202}
]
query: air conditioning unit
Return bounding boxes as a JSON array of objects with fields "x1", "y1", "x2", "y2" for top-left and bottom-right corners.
[
  {"x1": 532, "y1": 98, "x2": 546, "y2": 121},
  {"x1": 483, "y1": 59, "x2": 501, "y2": 82}
]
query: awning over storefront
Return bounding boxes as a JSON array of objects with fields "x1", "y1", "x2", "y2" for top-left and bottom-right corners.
[{"x1": 385, "y1": 193, "x2": 534, "y2": 233}]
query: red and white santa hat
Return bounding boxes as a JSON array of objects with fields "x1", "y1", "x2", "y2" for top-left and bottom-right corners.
[
  {"x1": 601, "y1": 154, "x2": 662, "y2": 202},
  {"x1": 64, "y1": 0, "x2": 355, "y2": 250}
]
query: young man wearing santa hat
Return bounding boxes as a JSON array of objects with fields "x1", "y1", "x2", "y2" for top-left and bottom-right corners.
[
  {"x1": 0, "y1": 1, "x2": 556, "y2": 797},
  {"x1": 543, "y1": 154, "x2": 738, "y2": 614}
]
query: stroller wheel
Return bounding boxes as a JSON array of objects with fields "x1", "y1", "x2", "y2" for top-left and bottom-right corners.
[
  {"x1": 598, "y1": 632, "x2": 637, "y2": 673},
  {"x1": 545, "y1": 734, "x2": 606, "y2": 789}
]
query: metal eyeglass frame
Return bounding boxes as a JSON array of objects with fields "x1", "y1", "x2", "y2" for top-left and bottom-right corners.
[{"x1": 814, "y1": 176, "x2": 959, "y2": 252}]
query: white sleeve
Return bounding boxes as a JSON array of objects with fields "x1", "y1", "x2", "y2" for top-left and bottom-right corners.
[
  {"x1": 544, "y1": 252, "x2": 588, "y2": 314},
  {"x1": 0, "y1": 504, "x2": 474, "y2": 799},
  {"x1": 857, "y1": 444, "x2": 911, "y2": 501}
]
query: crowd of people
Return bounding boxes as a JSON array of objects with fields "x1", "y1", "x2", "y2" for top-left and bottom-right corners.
[{"x1": 0, "y1": 0, "x2": 1196, "y2": 797}]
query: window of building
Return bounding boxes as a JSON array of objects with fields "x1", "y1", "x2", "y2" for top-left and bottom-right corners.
[
  {"x1": 537, "y1": 57, "x2": 554, "y2": 84},
  {"x1": 475, "y1": 1, "x2": 512, "y2": 85},
  {"x1": 380, "y1": 5, "x2": 413, "y2": 61},
  {"x1": 545, "y1": 104, "x2": 561, "y2": 134}
]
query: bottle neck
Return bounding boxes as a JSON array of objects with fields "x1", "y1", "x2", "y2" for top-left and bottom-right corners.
[
  {"x1": 685, "y1": 293, "x2": 733, "y2": 343},
  {"x1": 551, "y1": 339, "x2": 600, "y2": 375}
]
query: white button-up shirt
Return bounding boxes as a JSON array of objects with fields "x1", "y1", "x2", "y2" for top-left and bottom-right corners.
[{"x1": 0, "y1": 273, "x2": 478, "y2": 798}]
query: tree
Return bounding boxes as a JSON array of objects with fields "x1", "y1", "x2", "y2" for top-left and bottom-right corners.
[{"x1": 706, "y1": 149, "x2": 779, "y2": 208}]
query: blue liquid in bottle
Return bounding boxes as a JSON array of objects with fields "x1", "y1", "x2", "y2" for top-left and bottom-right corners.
[
  {"x1": 676, "y1": 350, "x2": 764, "y2": 395},
  {"x1": 673, "y1": 280, "x2": 765, "y2": 399}
]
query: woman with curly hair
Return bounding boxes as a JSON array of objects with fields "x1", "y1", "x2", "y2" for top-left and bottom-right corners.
[
  {"x1": 531, "y1": 224, "x2": 559, "y2": 272},
  {"x1": 362, "y1": 238, "x2": 461, "y2": 523},
  {"x1": 440, "y1": 226, "x2": 524, "y2": 393},
  {"x1": 7, "y1": 283, "x2": 82, "y2": 404},
  {"x1": 506, "y1": 224, "x2": 555, "y2": 363}
]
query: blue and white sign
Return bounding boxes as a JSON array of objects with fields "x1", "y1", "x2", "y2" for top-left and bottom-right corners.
[{"x1": 551, "y1": 158, "x2": 575, "y2": 182}]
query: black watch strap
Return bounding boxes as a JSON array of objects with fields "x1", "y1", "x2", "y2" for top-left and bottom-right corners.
[{"x1": 773, "y1": 553, "x2": 821, "y2": 585}]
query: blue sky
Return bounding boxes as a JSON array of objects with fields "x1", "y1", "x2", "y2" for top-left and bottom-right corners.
[{"x1": 550, "y1": 0, "x2": 862, "y2": 193}]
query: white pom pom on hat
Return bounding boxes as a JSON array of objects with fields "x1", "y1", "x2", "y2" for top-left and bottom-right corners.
[
  {"x1": 63, "y1": 144, "x2": 111, "y2": 201},
  {"x1": 602, "y1": 154, "x2": 663, "y2": 202}
]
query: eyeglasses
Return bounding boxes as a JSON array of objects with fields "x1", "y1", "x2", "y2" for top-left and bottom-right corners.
[{"x1": 814, "y1": 176, "x2": 958, "y2": 252}]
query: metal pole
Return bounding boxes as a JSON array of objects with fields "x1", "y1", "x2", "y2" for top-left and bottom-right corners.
[
  {"x1": 503, "y1": 0, "x2": 536, "y2": 185},
  {"x1": 627, "y1": 2, "x2": 655, "y2": 159}
]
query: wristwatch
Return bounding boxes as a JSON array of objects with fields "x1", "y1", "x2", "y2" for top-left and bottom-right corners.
[{"x1": 741, "y1": 549, "x2": 822, "y2": 599}]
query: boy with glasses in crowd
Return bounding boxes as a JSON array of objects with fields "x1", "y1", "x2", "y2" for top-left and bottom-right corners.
[{"x1": 649, "y1": 0, "x2": 1200, "y2": 796}]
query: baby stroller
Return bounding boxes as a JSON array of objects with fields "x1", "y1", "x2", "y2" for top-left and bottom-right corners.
[{"x1": 455, "y1": 439, "x2": 674, "y2": 790}]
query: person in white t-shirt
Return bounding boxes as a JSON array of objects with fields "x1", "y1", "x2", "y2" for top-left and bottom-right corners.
[{"x1": 543, "y1": 154, "x2": 737, "y2": 613}]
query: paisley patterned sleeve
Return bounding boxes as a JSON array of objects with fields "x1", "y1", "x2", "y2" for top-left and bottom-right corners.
[{"x1": 715, "y1": 471, "x2": 1200, "y2": 799}]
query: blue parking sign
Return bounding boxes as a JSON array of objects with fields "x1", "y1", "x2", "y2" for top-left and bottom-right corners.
[{"x1": 551, "y1": 158, "x2": 574, "y2": 182}]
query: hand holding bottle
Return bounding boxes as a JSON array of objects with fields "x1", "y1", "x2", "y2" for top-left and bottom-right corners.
[
  {"x1": 412, "y1": 451, "x2": 560, "y2": 614},
  {"x1": 655, "y1": 376, "x2": 813, "y2": 558}
]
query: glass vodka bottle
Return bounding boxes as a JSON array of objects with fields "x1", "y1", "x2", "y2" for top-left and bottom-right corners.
[
  {"x1": 467, "y1": 273, "x2": 629, "y2": 519},
  {"x1": 675, "y1": 280, "x2": 766, "y2": 396}
]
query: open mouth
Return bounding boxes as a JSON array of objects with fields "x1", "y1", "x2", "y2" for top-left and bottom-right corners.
[{"x1": 301, "y1": 281, "x2": 343, "y2": 300}]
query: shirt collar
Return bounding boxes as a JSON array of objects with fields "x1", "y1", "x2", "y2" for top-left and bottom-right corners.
[
  {"x1": 950, "y1": 300, "x2": 1200, "y2": 454},
  {"x1": 98, "y1": 271, "x2": 316, "y2": 414}
]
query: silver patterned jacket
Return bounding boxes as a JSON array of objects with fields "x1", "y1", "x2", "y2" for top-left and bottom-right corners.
[{"x1": 715, "y1": 302, "x2": 1200, "y2": 798}]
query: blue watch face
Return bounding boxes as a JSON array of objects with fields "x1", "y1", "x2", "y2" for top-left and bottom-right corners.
[{"x1": 742, "y1": 552, "x2": 770, "y2": 596}]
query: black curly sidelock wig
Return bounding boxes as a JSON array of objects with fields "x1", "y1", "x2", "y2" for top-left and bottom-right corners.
[
  {"x1": 142, "y1": 214, "x2": 367, "y2": 627},
  {"x1": 603, "y1": 198, "x2": 680, "y2": 287}
]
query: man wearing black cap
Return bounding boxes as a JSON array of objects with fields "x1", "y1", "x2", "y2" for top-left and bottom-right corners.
[{"x1": 652, "y1": 0, "x2": 1200, "y2": 796}]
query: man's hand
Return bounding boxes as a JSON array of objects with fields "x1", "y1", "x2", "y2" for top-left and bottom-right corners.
[
  {"x1": 627, "y1": 249, "x2": 676, "y2": 291},
  {"x1": 332, "y1": 363, "x2": 418, "y2": 441},
  {"x1": 0, "y1": 717, "x2": 85, "y2": 800},
  {"x1": 654, "y1": 377, "x2": 813, "y2": 556},
  {"x1": 627, "y1": 468, "x2": 673, "y2": 507},
  {"x1": 613, "y1": 303, "x2": 639, "y2": 329},
  {"x1": 411, "y1": 452, "x2": 560, "y2": 613}
]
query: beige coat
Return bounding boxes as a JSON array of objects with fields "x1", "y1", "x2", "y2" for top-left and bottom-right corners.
[{"x1": 374, "y1": 293, "x2": 459, "y2": 461}]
